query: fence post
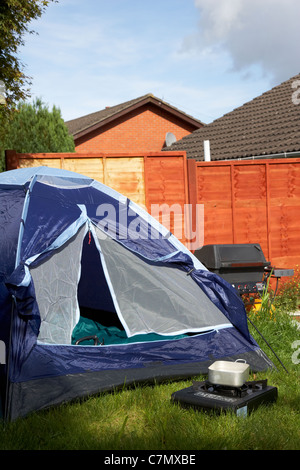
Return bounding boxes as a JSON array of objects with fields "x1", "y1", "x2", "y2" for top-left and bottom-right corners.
[
  {"x1": 230, "y1": 163, "x2": 237, "y2": 244},
  {"x1": 5, "y1": 149, "x2": 18, "y2": 171},
  {"x1": 187, "y1": 159, "x2": 198, "y2": 250}
]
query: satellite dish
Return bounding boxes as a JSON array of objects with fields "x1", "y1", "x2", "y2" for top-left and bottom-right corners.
[{"x1": 165, "y1": 132, "x2": 177, "y2": 147}]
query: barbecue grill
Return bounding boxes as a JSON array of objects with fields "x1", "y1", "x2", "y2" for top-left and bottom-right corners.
[{"x1": 194, "y1": 243, "x2": 294, "y2": 296}]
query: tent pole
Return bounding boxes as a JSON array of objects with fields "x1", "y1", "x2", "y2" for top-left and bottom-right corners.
[
  {"x1": 4, "y1": 296, "x2": 17, "y2": 421},
  {"x1": 15, "y1": 176, "x2": 37, "y2": 268}
]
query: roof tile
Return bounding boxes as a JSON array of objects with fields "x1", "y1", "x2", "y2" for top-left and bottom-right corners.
[
  {"x1": 66, "y1": 94, "x2": 203, "y2": 137},
  {"x1": 168, "y1": 74, "x2": 300, "y2": 160}
]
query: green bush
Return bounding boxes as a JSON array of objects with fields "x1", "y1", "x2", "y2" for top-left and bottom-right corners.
[{"x1": 0, "y1": 98, "x2": 74, "y2": 170}]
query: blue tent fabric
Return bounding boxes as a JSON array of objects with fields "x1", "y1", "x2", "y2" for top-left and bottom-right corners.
[
  {"x1": 20, "y1": 183, "x2": 84, "y2": 261},
  {"x1": 0, "y1": 167, "x2": 273, "y2": 420},
  {"x1": 0, "y1": 189, "x2": 26, "y2": 351},
  {"x1": 14, "y1": 327, "x2": 258, "y2": 383},
  {"x1": 0, "y1": 166, "x2": 92, "y2": 187},
  {"x1": 191, "y1": 269, "x2": 251, "y2": 341}
]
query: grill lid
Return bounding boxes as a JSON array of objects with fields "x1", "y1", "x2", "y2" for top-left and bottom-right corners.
[{"x1": 194, "y1": 244, "x2": 270, "y2": 270}]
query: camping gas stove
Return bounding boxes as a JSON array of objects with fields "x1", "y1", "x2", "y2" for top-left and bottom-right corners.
[{"x1": 171, "y1": 379, "x2": 278, "y2": 417}]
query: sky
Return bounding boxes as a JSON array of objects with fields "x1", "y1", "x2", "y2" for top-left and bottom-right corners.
[{"x1": 19, "y1": 0, "x2": 300, "y2": 124}]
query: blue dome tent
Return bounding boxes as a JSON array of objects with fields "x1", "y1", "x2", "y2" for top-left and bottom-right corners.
[{"x1": 0, "y1": 167, "x2": 273, "y2": 420}]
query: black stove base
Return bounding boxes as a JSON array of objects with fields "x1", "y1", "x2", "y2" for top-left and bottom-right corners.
[{"x1": 171, "y1": 380, "x2": 278, "y2": 417}]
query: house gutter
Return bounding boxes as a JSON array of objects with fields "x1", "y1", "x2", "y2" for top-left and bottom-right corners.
[{"x1": 233, "y1": 150, "x2": 300, "y2": 161}]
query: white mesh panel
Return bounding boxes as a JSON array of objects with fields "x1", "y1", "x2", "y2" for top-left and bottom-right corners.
[
  {"x1": 95, "y1": 227, "x2": 231, "y2": 336},
  {"x1": 31, "y1": 224, "x2": 87, "y2": 344}
]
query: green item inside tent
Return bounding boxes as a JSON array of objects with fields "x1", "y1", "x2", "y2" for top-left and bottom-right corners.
[{"x1": 72, "y1": 316, "x2": 187, "y2": 346}]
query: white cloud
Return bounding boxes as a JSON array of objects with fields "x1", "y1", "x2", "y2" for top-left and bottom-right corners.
[
  {"x1": 19, "y1": 0, "x2": 288, "y2": 124},
  {"x1": 184, "y1": 0, "x2": 300, "y2": 84}
]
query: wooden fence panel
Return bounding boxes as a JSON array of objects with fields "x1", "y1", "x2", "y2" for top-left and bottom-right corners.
[
  {"x1": 232, "y1": 164, "x2": 269, "y2": 259},
  {"x1": 190, "y1": 158, "x2": 300, "y2": 269},
  {"x1": 62, "y1": 157, "x2": 104, "y2": 182},
  {"x1": 19, "y1": 157, "x2": 62, "y2": 170},
  {"x1": 268, "y1": 162, "x2": 300, "y2": 267},
  {"x1": 104, "y1": 157, "x2": 145, "y2": 208},
  {"x1": 196, "y1": 164, "x2": 233, "y2": 244},
  {"x1": 145, "y1": 155, "x2": 189, "y2": 246}
]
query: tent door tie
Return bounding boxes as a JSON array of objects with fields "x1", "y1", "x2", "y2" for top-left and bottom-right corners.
[{"x1": 186, "y1": 268, "x2": 195, "y2": 276}]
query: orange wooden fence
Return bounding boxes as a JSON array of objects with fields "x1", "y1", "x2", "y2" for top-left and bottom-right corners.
[
  {"x1": 188, "y1": 158, "x2": 300, "y2": 269},
  {"x1": 5, "y1": 150, "x2": 300, "y2": 269}
]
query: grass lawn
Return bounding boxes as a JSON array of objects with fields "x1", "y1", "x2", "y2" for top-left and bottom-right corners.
[{"x1": 0, "y1": 286, "x2": 299, "y2": 451}]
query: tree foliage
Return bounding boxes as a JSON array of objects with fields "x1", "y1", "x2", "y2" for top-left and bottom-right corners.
[
  {"x1": 0, "y1": 0, "x2": 55, "y2": 119},
  {"x1": 1, "y1": 98, "x2": 75, "y2": 169}
]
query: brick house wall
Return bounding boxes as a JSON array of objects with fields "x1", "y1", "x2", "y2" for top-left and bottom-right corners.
[{"x1": 74, "y1": 104, "x2": 197, "y2": 154}]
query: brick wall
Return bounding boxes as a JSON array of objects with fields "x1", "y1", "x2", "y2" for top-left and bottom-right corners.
[{"x1": 74, "y1": 104, "x2": 197, "y2": 154}]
